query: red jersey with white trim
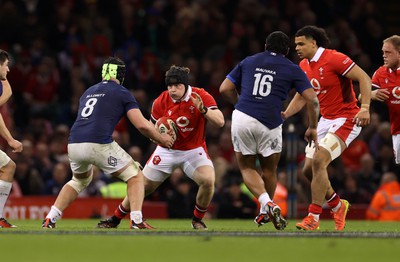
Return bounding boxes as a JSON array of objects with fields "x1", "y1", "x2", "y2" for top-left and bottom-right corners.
[
  {"x1": 299, "y1": 48, "x2": 359, "y2": 119},
  {"x1": 372, "y1": 66, "x2": 400, "y2": 135},
  {"x1": 152, "y1": 86, "x2": 218, "y2": 150}
]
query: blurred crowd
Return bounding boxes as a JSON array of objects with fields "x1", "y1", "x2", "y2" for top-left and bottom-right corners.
[{"x1": 0, "y1": 0, "x2": 397, "y2": 218}]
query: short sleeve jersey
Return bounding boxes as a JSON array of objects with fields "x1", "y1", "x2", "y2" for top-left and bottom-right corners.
[
  {"x1": 227, "y1": 51, "x2": 312, "y2": 129},
  {"x1": 69, "y1": 81, "x2": 139, "y2": 144},
  {"x1": 372, "y1": 66, "x2": 400, "y2": 134},
  {"x1": 299, "y1": 48, "x2": 359, "y2": 119},
  {"x1": 151, "y1": 86, "x2": 217, "y2": 150}
]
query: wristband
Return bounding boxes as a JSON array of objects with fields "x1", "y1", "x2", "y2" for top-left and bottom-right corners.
[
  {"x1": 201, "y1": 106, "x2": 208, "y2": 115},
  {"x1": 361, "y1": 104, "x2": 370, "y2": 110}
]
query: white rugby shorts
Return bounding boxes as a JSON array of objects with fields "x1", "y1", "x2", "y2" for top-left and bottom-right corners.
[
  {"x1": 143, "y1": 145, "x2": 213, "y2": 182},
  {"x1": 68, "y1": 141, "x2": 134, "y2": 175},
  {"x1": 0, "y1": 150, "x2": 11, "y2": 168},
  {"x1": 305, "y1": 116, "x2": 361, "y2": 159},
  {"x1": 392, "y1": 134, "x2": 400, "y2": 164},
  {"x1": 231, "y1": 109, "x2": 282, "y2": 157}
]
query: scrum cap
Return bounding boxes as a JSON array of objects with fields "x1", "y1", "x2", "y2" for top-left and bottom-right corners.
[
  {"x1": 102, "y1": 57, "x2": 126, "y2": 84},
  {"x1": 165, "y1": 65, "x2": 189, "y2": 87}
]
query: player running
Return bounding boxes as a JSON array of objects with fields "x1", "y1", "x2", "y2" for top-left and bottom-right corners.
[
  {"x1": 283, "y1": 25, "x2": 371, "y2": 230},
  {"x1": 220, "y1": 31, "x2": 319, "y2": 230}
]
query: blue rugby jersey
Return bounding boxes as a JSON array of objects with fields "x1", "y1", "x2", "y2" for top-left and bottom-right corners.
[
  {"x1": 68, "y1": 80, "x2": 138, "y2": 144},
  {"x1": 227, "y1": 51, "x2": 311, "y2": 129}
]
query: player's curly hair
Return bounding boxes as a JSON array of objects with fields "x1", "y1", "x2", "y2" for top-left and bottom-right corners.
[
  {"x1": 265, "y1": 31, "x2": 289, "y2": 55},
  {"x1": 295, "y1": 26, "x2": 331, "y2": 48},
  {"x1": 0, "y1": 49, "x2": 9, "y2": 65}
]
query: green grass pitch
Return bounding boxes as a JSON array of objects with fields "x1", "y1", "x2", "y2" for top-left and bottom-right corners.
[{"x1": 1, "y1": 219, "x2": 400, "y2": 262}]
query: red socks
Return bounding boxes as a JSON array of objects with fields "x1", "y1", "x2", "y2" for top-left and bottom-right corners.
[
  {"x1": 326, "y1": 193, "x2": 340, "y2": 209},
  {"x1": 114, "y1": 204, "x2": 129, "y2": 219},
  {"x1": 308, "y1": 203, "x2": 322, "y2": 215},
  {"x1": 193, "y1": 204, "x2": 208, "y2": 220}
]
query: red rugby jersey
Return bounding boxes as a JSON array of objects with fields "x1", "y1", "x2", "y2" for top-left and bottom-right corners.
[
  {"x1": 299, "y1": 48, "x2": 359, "y2": 119},
  {"x1": 151, "y1": 86, "x2": 218, "y2": 150},
  {"x1": 372, "y1": 66, "x2": 400, "y2": 135}
]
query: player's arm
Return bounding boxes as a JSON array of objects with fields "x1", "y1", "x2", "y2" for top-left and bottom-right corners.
[
  {"x1": 371, "y1": 89, "x2": 390, "y2": 101},
  {"x1": 126, "y1": 108, "x2": 174, "y2": 148},
  {"x1": 219, "y1": 78, "x2": 239, "y2": 105},
  {"x1": 346, "y1": 64, "x2": 372, "y2": 126},
  {"x1": 191, "y1": 92, "x2": 224, "y2": 128},
  {"x1": 300, "y1": 88, "x2": 319, "y2": 147},
  {"x1": 0, "y1": 113, "x2": 22, "y2": 152},
  {"x1": 203, "y1": 107, "x2": 224, "y2": 127},
  {"x1": 0, "y1": 79, "x2": 12, "y2": 106},
  {"x1": 281, "y1": 92, "x2": 307, "y2": 120}
]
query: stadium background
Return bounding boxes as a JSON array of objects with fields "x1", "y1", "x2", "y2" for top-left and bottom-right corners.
[{"x1": 0, "y1": 0, "x2": 399, "y2": 219}]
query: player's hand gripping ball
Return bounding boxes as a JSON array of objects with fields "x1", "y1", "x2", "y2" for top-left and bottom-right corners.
[{"x1": 155, "y1": 117, "x2": 178, "y2": 142}]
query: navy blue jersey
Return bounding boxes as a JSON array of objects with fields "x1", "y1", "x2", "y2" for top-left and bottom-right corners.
[
  {"x1": 69, "y1": 81, "x2": 139, "y2": 144},
  {"x1": 227, "y1": 51, "x2": 311, "y2": 129}
]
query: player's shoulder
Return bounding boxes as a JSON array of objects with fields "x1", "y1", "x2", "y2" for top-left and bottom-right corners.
[
  {"x1": 154, "y1": 90, "x2": 171, "y2": 104},
  {"x1": 373, "y1": 66, "x2": 388, "y2": 76},
  {"x1": 299, "y1": 58, "x2": 308, "y2": 68},
  {"x1": 191, "y1": 86, "x2": 207, "y2": 93},
  {"x1": 323, "y1": 49, "x2": 349, "y2": 61}
]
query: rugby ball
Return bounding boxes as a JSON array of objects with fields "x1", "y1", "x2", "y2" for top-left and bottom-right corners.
[{"x1": 155, "y1": 117, "x2": 178, "y2": 141}]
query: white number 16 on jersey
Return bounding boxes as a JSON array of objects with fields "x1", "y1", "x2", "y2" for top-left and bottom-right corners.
[{"x1": 253, "y1": 73, "x2": 273, "y2": 97}]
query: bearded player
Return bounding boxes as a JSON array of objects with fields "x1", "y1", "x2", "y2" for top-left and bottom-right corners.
[{"x1": 97, "y1": 65, "x2": 224, "y2": 229}]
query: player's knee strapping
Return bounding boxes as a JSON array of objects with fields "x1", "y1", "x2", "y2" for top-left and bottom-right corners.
[
  {"x1": 67, "y1": 174, "x2": 93, "y2": 194},
  {"x1": 117, "y1": 161, "x2": 141, "y2": 182},
  {"x1": 305, "y1": 133, "x2": 342, "y2": 161},
  {"x1": 318, "y1": 133, "x2": 342, "y2": 161}
]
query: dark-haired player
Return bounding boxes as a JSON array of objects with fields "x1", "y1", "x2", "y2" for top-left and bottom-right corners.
[
  {"x1": 220, "y1": 31, "x2": 320, "y2": 230},
  {"x1": 0, "y1": 49, "x2": 23, "y2": 228},
  {"x1": 42, "y1": 57, "x2": 174, "y2": 229},
  {"x1": 283, "y1": 25, "x2": 371, "y2": 230},
  {"x1": 97, "y1": 65, "x2": 224, "y2": 230}
]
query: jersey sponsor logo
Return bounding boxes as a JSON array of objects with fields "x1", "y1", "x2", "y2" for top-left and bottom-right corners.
[
  {"x1": 108, "y1": 156, "x2": 117, "y2": 167},
  {"x1": 175, "y1": 116, "x2": 194, "y2": 132},
  {"x1": 392, "y1": 86, "x2": 400, "y2": 99},
  {"x1": 310, "y1": 78, "x2": 326, "y2": 95},
  {"x1": 176, "y1": 116, "x2": 189, "y2": 127},
  {"x1": 153, "y1": 155, "x2": 161, "y2": 165},
  {"x1": 168, "y1": 110, "x2": 172, "y2": 116}
]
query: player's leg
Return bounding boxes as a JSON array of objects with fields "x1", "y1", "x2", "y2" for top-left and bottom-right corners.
[
  {"x1": 97, "y1": 161, "x2": 168, "y2": 229},
  {"x1": 190, "y1": 165, "x2": 215, "y2": 230},
  {"x1": 257, "y1": 153, "x2": 287, "y2": 230},
  {"x1": 113, "y1": 161, "x2": 158, "y2": 229},
  {"x1": 97, "y1": 174, "x2": 164, "y2": 228},
  {"x1": 43, "y1": 169, "x2": 93, "y2": 228},
  {"x1": 297, "y1": 132, "x2": 348, "y2": 230},
  {"x1": 304, "y1": 145, "x2": 343, "y2": 211},
  {"x1": 0, "y1": 153, "x2": 17, "y2": 228}
]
